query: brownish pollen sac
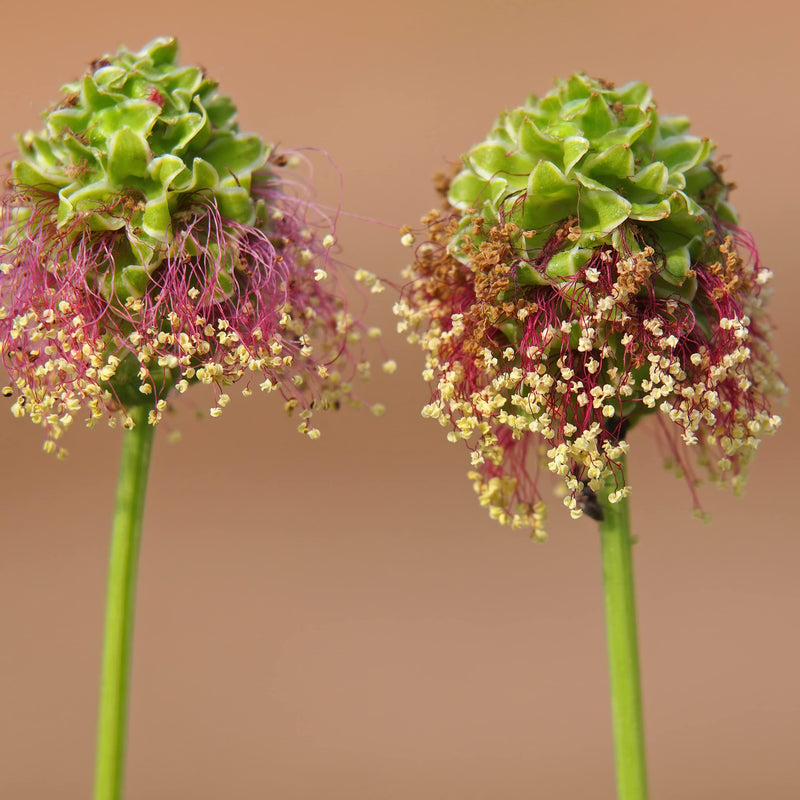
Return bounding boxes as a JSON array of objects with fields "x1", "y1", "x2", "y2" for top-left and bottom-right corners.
[{"x1": 396, "y1": 197, "x2": 784, "y2": 538}]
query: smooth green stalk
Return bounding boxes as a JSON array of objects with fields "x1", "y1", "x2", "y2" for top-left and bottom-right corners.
[
  {"x1": 598, "y1": 455, "x2": 648, "y2": 800},
  {"x1": 94, "y1": 405, "x2": 155, "y2": 800}
]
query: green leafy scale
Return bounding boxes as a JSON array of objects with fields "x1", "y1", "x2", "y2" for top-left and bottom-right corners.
[
  {"x1": 12, "y1": 37, "x2": 269, "y2": 297},
  {"x1": 447, "y1": 73, "x2": 737, "y2": 296}
]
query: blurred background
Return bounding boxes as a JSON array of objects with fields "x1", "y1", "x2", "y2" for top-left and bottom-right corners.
[{"x1": 1, "y1": 1, "x2": 797, "y2": 797}]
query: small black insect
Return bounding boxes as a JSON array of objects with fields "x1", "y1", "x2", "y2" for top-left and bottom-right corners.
[{"x1": 577, "y1": 484, "x2": 604, "y2": 522}]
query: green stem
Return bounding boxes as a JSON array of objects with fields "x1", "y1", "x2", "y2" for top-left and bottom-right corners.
[
  {"x1": 94, "y1": 406, "x2": 156, "y2": 800},
  {"x1": 598, "y1": 455, "x2": 648, "y2": 800}
]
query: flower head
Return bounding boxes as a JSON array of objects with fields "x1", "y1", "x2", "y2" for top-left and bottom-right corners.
[
  {"x1": 397, "y1": 74, "x2": 784, "y2": 537},
  {"x1": 1, "y1": 37, "x2": 378, "y2": 453}
]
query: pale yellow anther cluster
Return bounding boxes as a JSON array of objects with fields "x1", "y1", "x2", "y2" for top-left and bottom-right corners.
[
  {"x1": 3, "y1": 284, "x2": 380, "y2": 448},
  {"x1": 3, "y1": 300, "x2": 114, "y2": 457},
  {"x1": 396, "y1": 294, "x2": 638, "y2": 536},
  {"x1": 398, "y1": 230, "x2": 784, "y2": 536},
  {"x1": 355, "y1": 269, "x2": 385, "y2": 294}
]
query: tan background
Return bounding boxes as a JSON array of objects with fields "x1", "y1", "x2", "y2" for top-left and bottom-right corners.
[{"x1": 1, "y1": 0, "x2": 798, "y2": 797}]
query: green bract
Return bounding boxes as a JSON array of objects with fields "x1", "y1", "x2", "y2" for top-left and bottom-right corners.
[
  {"x1": 448, "y1": 73, "x2": 735, "y2": 300},
  {"x1": 12, "y1": 37, "x2": 268, "y2": 298}
]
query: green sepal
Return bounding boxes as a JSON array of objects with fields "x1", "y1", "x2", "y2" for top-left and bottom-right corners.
[
  {"x1": 157, "y1": 110, "x2": 208, "y2": 156},
  {"x1": 58, "y1": 179, "x2": 120, "y2": 229},
  {"x1": 663, "y1": 245, "x2": 692, "y2": 283},
  {"x1": 546, "y1": 246, "x2": 592, "y2": 278},
  {"x1": 205, "y1": 94, "x2": 238, "y2": 128},
  {"x1": 528, "y1": 160, "x2": 574, "y2": 197},
  {"x1": 121, "y1": 264, "x2": 151, "y2": 296},
  {"x1": 515, "y1": 263, "x2": 545, "y2": 286},
  {"x1": 93, "y1": 100, "x2": 161, "y2": 140},
  {"x1": 12, "y1": 158, "x2": 69, "y2": 193},
  {"x1": 630, "y1": 162, "x2": 669, "y2": 194},
  {"x1": 616, "y1": 80, "x2": 651, "y2": 107},
  {"x1": 147, "y1": 154, "x2": 187, "y2": 190},
  {"x1": 108, "y1": 129, "x2": 151, "y2": 183},
  {"x1": 578, "y1": 92, "x2": 616, "y2": 139},
  {"x1": 142, "y1": 197, "x2": 172, "y2": 240},
  {"x1": 61, "y1": 133, "x2": 103, "y2": 173},
  {"x1": 654, "y1": 270, "x2": 697, "y2": 302},
  {"x1": 658, "y1": 115, "x2": 691, "y2": 137},
  {"x1": 27, "y1": 136, "x2": 57, "y2": 168},
  {"x1": 653, "y1": 136, "x2": 711, "y2": 174},
  {"x1": 714, "y1": 200, "x2": 738, "y2": 225},
  {"x1": 499, "y1": 319, "x2": 524, "y2": 344},
  {"x1": 148, "y1": 36, "x2": 179, "y2": 66},
  {"x1": 469, "y1": 142, "x2": 533, "y2": 180},
  {"x1": 582, "y1": 144, "x2": 634, "y2": 183},
  {"x1": 630, "y1": 198, "x2": 671, "y2": 221},
  {"x1": 523, "y1": 161, "x2": 578, "y2": 228},
  {"x1": 449, "y1": 171, "x2": 487, "y2": 208},
  {"x1": 214, "y1": 267, "x2": 235, "y2": 299},
  {"x1": 182, "y1": 157, "x2": 219, "y2": 192},
  {"x1": 202, "y1": 132, "x2": 267, "y2": 181},
  {"x1": 578, "y1": 189, "x2": 632, "y2": 235},
  {"x1": 214, "y1": 186, "x2": 256, "y2": 224},
  {"x1": 595, "y1": 108, "x2": 651, "y2": 150},
  {"x1": 564, "y1": 74, "x2": 593, "y2": 102},
  {"x1": 47, "y1": 105, "x2": 92, "y2": 136},
  {"x1": 563, "y1": 136, "x2": 590, "y2": 174},
  {"x1": 518, "y1": 116, "x2": 562, "y2": 163},
  {"x1": 128, "y1": 233, "x2": 159, "y2": 271}
]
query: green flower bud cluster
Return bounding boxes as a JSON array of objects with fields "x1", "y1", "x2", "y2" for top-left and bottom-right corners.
[
  {"x1": 448, "y1": 73, "x2": 733, "y2": 304},
  {"x1": 12, "y1": 37, "x2": 267, "y2": 299}
]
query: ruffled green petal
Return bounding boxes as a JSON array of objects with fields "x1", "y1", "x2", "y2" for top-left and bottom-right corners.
[
  {"x1": 108, "y1": 129, "x2": 151, "y2": 183},
  {"x1": 578, "y1": 189, "x2": 632, "y2": 235},
  {"x1": 546, "y1": 246, "x2": 593, "y2": 278},
  {"x1": 563, "y1": 136, "x2": 590, "y2": 174}
]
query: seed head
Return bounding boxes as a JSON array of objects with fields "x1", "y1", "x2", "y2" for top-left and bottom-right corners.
[
  {"x1": 397, "y1": 74, "x2": 784, "y2": 537},
  {"x1": 1, "y1": 38, "x2": 379, "y2": 452}
]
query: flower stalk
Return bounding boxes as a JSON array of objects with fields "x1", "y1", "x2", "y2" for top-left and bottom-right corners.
[
  {"x1": 598, "y1": 455, "x2": 648, "y2": 800},
  {"x1": 94, "y1": 405, "x2": 155, "y2": 800}
]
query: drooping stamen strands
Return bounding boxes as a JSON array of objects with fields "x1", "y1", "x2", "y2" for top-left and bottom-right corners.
[{"x1": 397, "y1": 75, "x2": 783, "y2": 536}]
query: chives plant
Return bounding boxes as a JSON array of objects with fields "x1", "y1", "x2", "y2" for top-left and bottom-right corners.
[
  {"x1": 1, "y1": 38, "x2": 382, "y2": 799},
  {"x1": 397, "y1": 74, "x2": 784, "y2": 799}
]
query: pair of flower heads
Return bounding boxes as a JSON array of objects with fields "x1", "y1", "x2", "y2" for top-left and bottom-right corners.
[{"x1": 0, "y1": 38, "x2": 784, "y2": 537}]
